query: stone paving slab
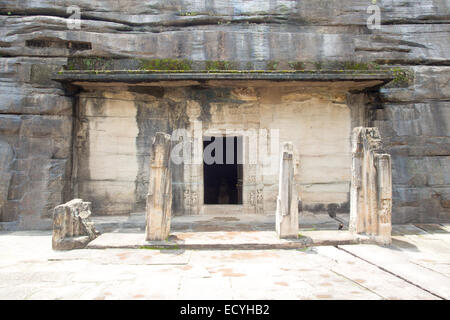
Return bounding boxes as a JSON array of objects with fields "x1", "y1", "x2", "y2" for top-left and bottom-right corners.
[
  {"x1": 314, "y1": 246, "x2": 438, "y2": 300},
  {"x1": 414, "y1": 224, "x2": 450, "y2": 234},
  {"x1": 339, "y1": 244, "x2": 450, "y2": 300},
  {"x1": 92, "y1": 212, "x2": 343, "y2": 233},
  {"x1": 392, "y1": 224, "x2": 428, "y2": 236},
  {"x1": 1, "y1": 224, "x2": 449, "y2": 300},
  {"x1": 87, "y1": 230, "x2": 360, "y2": 250}
]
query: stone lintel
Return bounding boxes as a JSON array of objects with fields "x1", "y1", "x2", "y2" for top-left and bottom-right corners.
[{"x1": 53, "y1": 71, "x2": 393, "y2": 91}]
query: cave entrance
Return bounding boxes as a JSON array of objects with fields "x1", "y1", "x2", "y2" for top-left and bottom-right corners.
[{"x1": 203, "y1": 136, "x2": 243, "y2": 205}]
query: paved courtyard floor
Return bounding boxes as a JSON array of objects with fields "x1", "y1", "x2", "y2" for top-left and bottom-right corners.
[{"x1": 0, "y1": 223, "x2": 449, "y2": 300}]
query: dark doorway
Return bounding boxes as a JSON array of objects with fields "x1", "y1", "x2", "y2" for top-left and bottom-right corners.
[{"x1": 203, "y1": 136, "x2": 243, "y2": 205}]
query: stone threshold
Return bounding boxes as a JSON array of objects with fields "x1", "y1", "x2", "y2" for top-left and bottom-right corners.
[
  {"x1": 91, "y1": 213, "x2": 348, "y2": 233},
  {"x1": 86, "y1": 230, "x2": 374, "y2": 250}
]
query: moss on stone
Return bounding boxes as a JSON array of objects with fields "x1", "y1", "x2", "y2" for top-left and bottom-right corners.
[
  {"x1": 139, "y1": 245, "x2": 180, "y2": 250},
  {"x1": 245, "y1": 62, "x2": 254, "y2": 70},
  {"x1": 288, "y1": 61, "x2": 305, "y2": 70},
  {"x1": 266, "y1": 60, "x2": 279, "y2": 71},
  {"x1": 314, "y1": 61, "x2": 323, "y2": 70},
  {"x1": 388, "y1": 67, "x2": 414, "y2": 87},
  {"x1": 205, "y1": 60, "x2": 238, "y2": 71},
  {"x1": 340, "y1": 61, "x2": 382, "y2": 71},
  {"x1": 66, "y1": 57, "x2": 114, "y2": 71},
  {"x1": 139, "y1": 58, "x2": 192, "y2": 71}
]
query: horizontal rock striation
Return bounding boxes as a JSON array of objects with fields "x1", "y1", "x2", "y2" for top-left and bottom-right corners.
[{"x1": 0, "y1": 0, "x2": 449, "y2": 227}]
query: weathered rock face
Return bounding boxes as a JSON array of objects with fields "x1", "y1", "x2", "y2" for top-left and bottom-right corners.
[
  {"x1": 0, "y1": 58, "x2": 73, "y2": 230},
  {"x1": 52, "y1": 199, "x2": 100, "y2": 250},
  {"x1": 0, "y1": 1, "x2": 449, "y2": 228}
]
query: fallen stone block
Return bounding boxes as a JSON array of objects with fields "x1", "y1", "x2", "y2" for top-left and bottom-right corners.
[{"x1": 52, "y1": 199, "x2": 100, "y2": 250}]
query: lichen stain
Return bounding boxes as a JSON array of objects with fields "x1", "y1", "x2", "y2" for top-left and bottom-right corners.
[
  {"x1": 217, "y1": 268, "x2": 246, "y2": 277},
  {"x1": 316, "y1": 294, "x2": 332, "y2": 299},
  {"x1": 229, "y1": 251, "x2": 280, "y2": 260},
  {"x1": 180, "y1": 265, "x2": 193, "y2": 271},
  {"x1": 117, "y1": 252, "x2": 130, "y2": 260},
  {"x1": 274, "y1": 282, "x2": 289, "y2": 286}
]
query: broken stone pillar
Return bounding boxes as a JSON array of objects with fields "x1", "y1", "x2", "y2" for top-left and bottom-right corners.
[
  {"x1": 276, "y1": 142, "x2": 299, "y2": 239},
  {"x1": 52, "y1": 199, "x2": 100, "y2": 250},
  {"x1": 350, "y1": 127, "x2": 392, "y2": 245},
  {"x1": 146, "y1": 132, "x2": 172, "y2": 241}
]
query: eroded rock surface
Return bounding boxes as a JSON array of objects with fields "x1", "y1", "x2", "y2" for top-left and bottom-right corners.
[
  {"x1": 0, "y1": 1, "x2": 448, "y2": 227},
  {"x1": 52, "y1": 199, "x2": 100, "y2": 250}
]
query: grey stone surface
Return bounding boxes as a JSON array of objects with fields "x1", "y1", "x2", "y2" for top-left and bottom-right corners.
[
  {"x1": 0, "y1": 1, "x2": 448, "y2": 227},
  {"x1": 1, "y1": 223, "x2": 449, "y2": 299},
  {"x1": 52, "y1": 199, "x2": 100, "y2": 250}
]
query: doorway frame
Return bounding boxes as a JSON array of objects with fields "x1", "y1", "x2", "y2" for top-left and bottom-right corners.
[
  {"x1": 199, "y1": 130, "x2": 247, "y2": 215},
  {"x1": 202, "y1": 135, "x2": 243, "y2": 206}
]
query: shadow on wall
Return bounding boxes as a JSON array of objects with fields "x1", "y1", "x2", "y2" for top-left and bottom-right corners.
[{"x1": 303, "y1": 202, "x2": 350, "y2": 216}]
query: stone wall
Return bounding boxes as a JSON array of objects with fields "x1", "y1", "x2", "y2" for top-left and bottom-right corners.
[
  {"x1": 0, "y1": 58, "x2": 73, "y2": 229},
  {"x1": 75, "y1": 86, "x2": 353, "y2": 216},
  {"x1": 0, "y1": 1, "x2": 449, "y2": 228}
]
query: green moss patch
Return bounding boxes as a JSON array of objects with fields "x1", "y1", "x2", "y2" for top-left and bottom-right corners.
[
  {"x1": 205, "y1": 60, "x2": 238, "y2": 71},
  {"x1": 139, "y1": 58, "x2": 193, "y2": 71},
  {"x1": 288, "y1": 61, "x2": 305, "y2": 70},
  {"x1": 266, "y1": 60, "x2": 279, "y2": 71},
  {"x1": 389, "y1": 67, "x2": 414, "y2": 87},
  {"x1": 340, "y1": 61, "x2": 382, "y2": 71},
  {"x1": 139, "y1": 245, "x2": 181, "y2": 250},
  {"x1": 66, "y1": 57, "x2": 114, "y2": 71}
]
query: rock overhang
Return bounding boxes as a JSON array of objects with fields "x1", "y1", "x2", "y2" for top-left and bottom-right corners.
[{"x1": 52, "y1": 70, "x2": 394, "y2": 92}]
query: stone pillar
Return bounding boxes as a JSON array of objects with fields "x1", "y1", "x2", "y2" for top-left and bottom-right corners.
[
  {"x1": 52, "y1": 199, "x2": 100, "y2": 250},
  {"x1": 350, "y1": 127, "x2": 392, "y2": 245},
  {"x1": 0, "y1": 140, "x2": 13, "y2": 222},
  {"x1": 276, "y1": 142, "x2": 299, "y2": 239},
  {"x1": 146, "y1": 132, "x2": 172, "y2": 241}
]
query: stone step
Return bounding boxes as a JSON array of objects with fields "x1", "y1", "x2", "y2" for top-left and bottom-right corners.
[
  {"x1": 87, "y1": 230, "x2": 368, "y2": 250},
  {"x1": 202, "y1": 205, "x2": 244, "y2": 215},
  {"x1": 92, "y1": 213, "x2": 347, "y2": 233}
]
